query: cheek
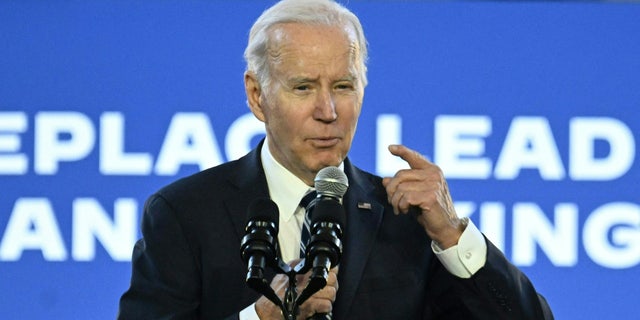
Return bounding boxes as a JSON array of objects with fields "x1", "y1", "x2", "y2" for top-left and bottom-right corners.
[
  {"x1": 268, "y1": 109, "x2": 304, "y2": 141},
  {"x1": 339, "y1": 95, "x2": 362, "y2": 116},
  {"x1": 341, "y1": 104, "x2": 361, "y2": 129}
]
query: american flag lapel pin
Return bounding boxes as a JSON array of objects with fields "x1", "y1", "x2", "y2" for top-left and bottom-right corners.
[{"x1": 357, "y1": 202, "x2": 372, "y2": 210}]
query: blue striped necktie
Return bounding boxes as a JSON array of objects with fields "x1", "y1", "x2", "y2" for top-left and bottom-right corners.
[{"x1": 299, "y1": 190, "x2": 317, "y2": 259}]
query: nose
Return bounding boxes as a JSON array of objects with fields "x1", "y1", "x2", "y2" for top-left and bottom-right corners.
[{"x1": 314, "y1": 89, "x2": 338, "y2": 122}]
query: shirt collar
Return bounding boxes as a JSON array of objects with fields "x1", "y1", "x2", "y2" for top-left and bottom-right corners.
[
  {"x1": 261, "y1": 139, "x2": 313, "y2": 222},
  {"x1": 260, "y1": 138, "x2": 345, "y2": 222}
]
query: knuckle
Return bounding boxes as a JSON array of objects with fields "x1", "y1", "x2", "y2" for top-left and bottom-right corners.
[
  {"x1": 395, "y1": 169, "x2": 412, "y2": 179},
  {"x1": 315, "y1": 300, "x2": 333, "y2": 313},
  {"x1": 326, "y1": 285, "x2": 337, "y2": 297}
]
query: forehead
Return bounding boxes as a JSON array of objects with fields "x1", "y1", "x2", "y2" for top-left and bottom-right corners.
[
  {"x1": 269, "y1": 22, "x2": 356, "y2": 46},
  {"x1": 266, "y1": 23, "x2": 360, "y2": 74}
]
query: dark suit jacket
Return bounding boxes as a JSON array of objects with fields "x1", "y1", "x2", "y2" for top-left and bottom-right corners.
[{"x1": 119, "y1": 143, "x2": 553, "y2": 319}]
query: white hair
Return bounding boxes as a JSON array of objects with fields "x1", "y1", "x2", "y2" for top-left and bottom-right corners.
[{"x1": 244, "y1": 0, "x2": 368, "y2": 91}]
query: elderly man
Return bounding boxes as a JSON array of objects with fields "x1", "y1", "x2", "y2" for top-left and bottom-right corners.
[{"x1": 119, "y1": 0, "x2": 553, "y2": 319}]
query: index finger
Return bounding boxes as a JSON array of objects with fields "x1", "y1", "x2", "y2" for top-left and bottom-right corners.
[{"x1": 388, "y1": 144, "x2": 431, "y2": 169}]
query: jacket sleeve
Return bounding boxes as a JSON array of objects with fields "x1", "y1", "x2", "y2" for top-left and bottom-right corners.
[
  {"x1": 424, "y1": 237, "x2": 554, "y2": 320},
  {"x1": 117, "y1": 194, "x2": 203, "y2": 319}
]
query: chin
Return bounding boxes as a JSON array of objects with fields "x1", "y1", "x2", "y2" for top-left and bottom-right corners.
[
  {"x1": 312, "y1": 157, "x2": 344, "y2": 171},
  {"x1": 305, "y1": 148, "x2": 346, "y2": 169}
]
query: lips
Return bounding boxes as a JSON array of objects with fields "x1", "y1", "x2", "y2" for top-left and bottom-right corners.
[{"x1": 309, "y1": 137, "x2": 340, "y2": 148}]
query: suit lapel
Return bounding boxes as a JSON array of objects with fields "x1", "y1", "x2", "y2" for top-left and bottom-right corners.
[
  {"x1": 221, "y1": 142, "x2": 284, "y2": 304},
  {"x1": 334, "y1": 160, "x2": 385, "y2": 317},
  {"x1": 223, "y1": 142, "x2": 271, "y2": 243}
]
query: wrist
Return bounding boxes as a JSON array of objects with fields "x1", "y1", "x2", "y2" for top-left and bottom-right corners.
[{"x1": 433, "y1": 218, "x2": 467, "y2": 249}]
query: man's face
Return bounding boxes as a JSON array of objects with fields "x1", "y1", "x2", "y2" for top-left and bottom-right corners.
[{"x1": 246, "y1": 23, "x2": 364, "y2": 185}]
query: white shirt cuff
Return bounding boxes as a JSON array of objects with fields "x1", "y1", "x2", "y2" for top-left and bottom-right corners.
[
  {"x1": 239, "y1": 303, "x2": 260, "y2": 320},
  {"x1": 431, "y1": 218, "x2": 487, "y2": 278}
]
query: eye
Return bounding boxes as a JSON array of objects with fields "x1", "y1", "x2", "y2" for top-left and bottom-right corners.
[
  {"x1": 335, "y1": 82, "x2": 355, "y2": 91},
  {"x1": 294, "y1": 85, "x2": 310, "y2": 91}
]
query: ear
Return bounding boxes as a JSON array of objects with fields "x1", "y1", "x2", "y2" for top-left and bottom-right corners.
[{"x1": 244, "y1": 71, "x2": 266, "y2": 122}]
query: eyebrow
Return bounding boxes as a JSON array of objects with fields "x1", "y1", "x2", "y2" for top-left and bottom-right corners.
[
  {"x1": 288, "y1": 76, "x2": 317, "y2": 85},
  {"x1": 287, "y1": 75, "x2": 358, "y2": 85},
  {"x1": 336, "y1": 75, "x2": 358, "y2": 83}
]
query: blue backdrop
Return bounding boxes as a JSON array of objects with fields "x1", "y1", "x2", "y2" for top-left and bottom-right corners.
[{"x1": 1, "y1": 1, "x2": 639, "y2": 319}]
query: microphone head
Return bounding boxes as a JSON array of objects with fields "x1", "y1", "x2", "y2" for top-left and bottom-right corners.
[
  {"x1": 245, "y1": 197, "x2": 279, "y2": 232},
  {"x1": 314, "y1": 166, "x2": 348, "y2": 199}
]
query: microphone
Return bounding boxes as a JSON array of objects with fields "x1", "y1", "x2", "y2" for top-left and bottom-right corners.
[
  {"x1": 306, "y1": 197, "x2": 347, "y2": 278},
  {"x1": 297, "y1": 166, "x2": 348, "y2": 318},
  {"x1": 240, "y1": 198, "x2": 282, "y2": 307}
]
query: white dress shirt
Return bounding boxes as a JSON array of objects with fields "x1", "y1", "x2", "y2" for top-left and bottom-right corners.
[{"x1": 240, "y1": 142, "x2": 487, "y2": 319}]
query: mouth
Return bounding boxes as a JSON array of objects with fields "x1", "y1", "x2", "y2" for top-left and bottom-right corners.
[{"x1": 309, "y1": 137, "x2": 341, "y2": 148}]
